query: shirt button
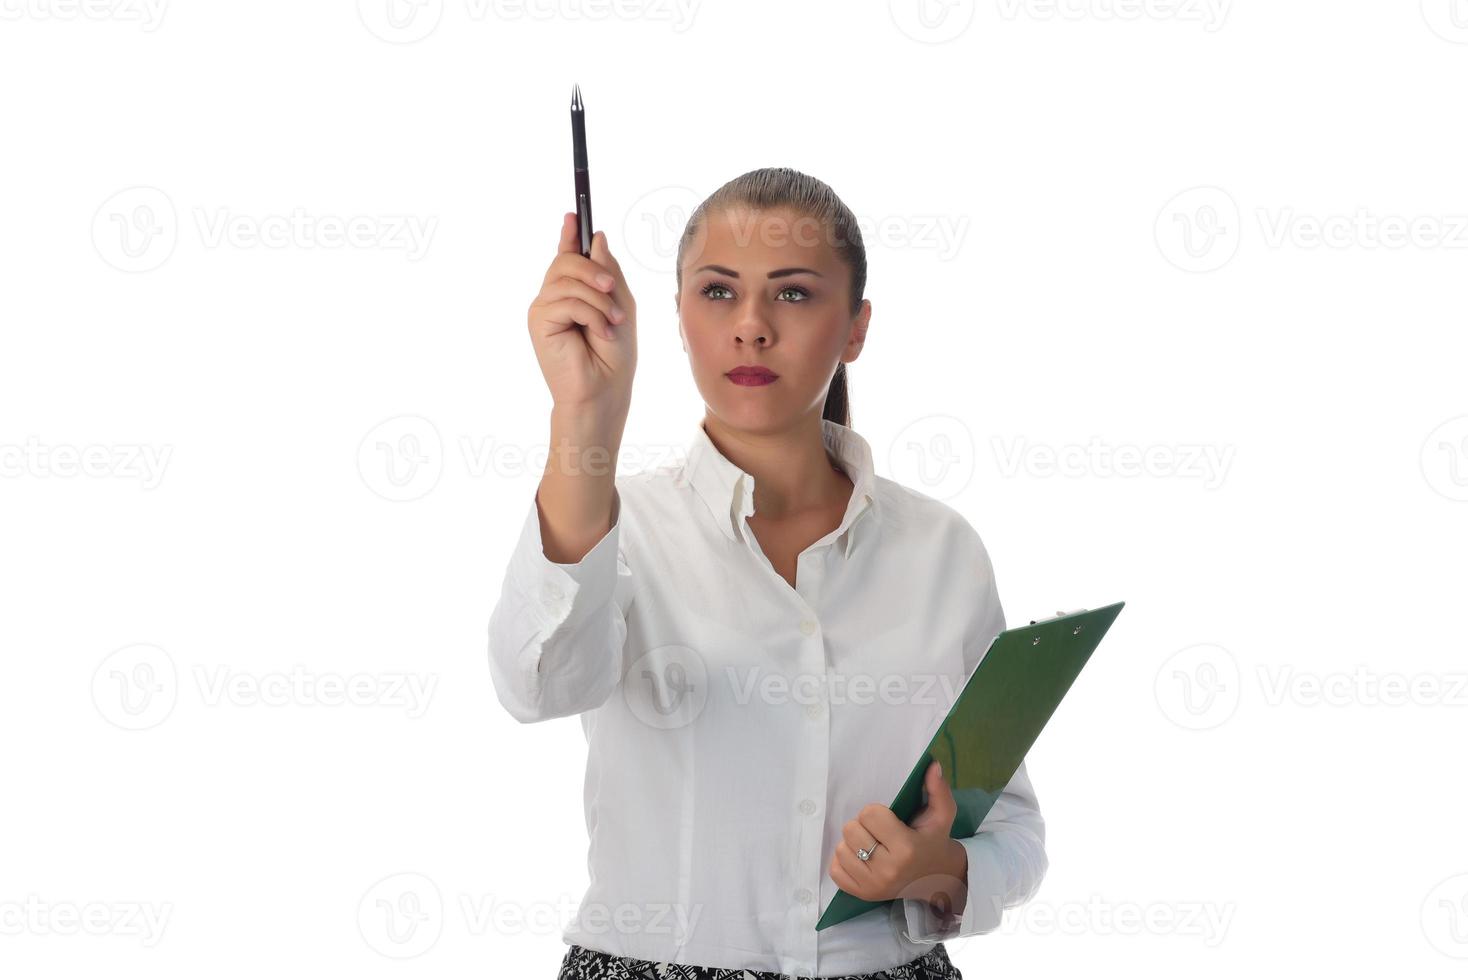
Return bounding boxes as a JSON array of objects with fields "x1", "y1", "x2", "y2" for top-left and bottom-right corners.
[
  {"x1": 795, "y1": 887, "x2": 813, "y2": 904},
  {"x1": 798, "y1": 798, "x2": 817, "y2": 816},
  {"x1": 805, "y1": 701, "x2": 824, "y2": 720},
  {"x1": 799, "y1": 619, "x2": 816, "y2": 636}
]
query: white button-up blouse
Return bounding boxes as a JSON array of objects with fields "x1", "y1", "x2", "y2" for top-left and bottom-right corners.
[{"x1": 488, "y1": 418, "x2": 1047, "y2": 976}]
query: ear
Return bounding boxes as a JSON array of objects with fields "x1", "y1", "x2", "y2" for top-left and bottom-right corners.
[
  {"x1": 844, "y1": 298, "x2": 871, "y2": 362},
  {"x1": 672, "y1": 292, "x2": 687, "y2": 351}
]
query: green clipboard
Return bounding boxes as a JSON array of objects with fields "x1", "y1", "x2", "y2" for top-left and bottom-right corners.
[{"x1": 814, "y1": 601, "x2": 1125, "y2": 931}]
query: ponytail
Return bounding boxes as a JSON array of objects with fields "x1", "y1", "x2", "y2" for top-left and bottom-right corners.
[{"x1": 822, "y1": 363, "x2": 850, "y2": 427}]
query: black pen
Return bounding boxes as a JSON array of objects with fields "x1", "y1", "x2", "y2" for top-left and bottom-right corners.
[{"x1": 570, "y1": 83, "x2": 593, "y2": 258}]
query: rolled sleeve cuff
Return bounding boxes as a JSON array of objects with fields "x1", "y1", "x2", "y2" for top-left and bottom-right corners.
[
  {"x1": 506, "y1": 492, "x2": 621, "y2": 653},
  {"x1": 898, "y1": 833, "x2": 1008, "y2": 943}
]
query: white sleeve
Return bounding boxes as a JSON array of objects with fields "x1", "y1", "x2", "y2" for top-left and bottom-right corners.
[
  {"x1": 899, "y1": 525, "x2": 1049, "y2": 942},
  {"x1": 487, "y1": 487, "x2": 633, "y2": 723},
  {"x1": 899, "y1": 759, "x2": 1048, "y2": 942}
]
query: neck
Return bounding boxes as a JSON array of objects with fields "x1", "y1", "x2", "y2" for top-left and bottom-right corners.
[{"x1": 702, "y1": 415, "x2": 852, "y2": 520}]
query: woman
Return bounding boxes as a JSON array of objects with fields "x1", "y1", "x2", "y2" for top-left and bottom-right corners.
[{"x1": 489, "y1": 168, "x2": 1047, "y2": 979}]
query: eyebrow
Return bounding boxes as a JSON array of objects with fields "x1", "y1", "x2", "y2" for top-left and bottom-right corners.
[{"x1": 694, "y1": 264, "x2": 824, "y2": 279}]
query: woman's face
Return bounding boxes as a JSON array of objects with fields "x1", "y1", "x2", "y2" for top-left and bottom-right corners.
[{"x1": 676, "y1": 206, "x2": 870, "y2": 433}]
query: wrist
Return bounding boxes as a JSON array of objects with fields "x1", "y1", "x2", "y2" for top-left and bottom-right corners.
[
  {"x1": 547, "y1": 406, "x2": 626, "y2": 481},
  {"x1": 913, "y1": 839, "x2": 968, "y2": 921}
]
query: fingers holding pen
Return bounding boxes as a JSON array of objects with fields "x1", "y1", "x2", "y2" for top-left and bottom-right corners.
[
  {"x1": 556, "y1": 277, "x2": 625, "y2": 339},
  {"x1": 589, "y1": 230, "x2": 634, "y2": 331},
  {"x1": 526, "y1": 212, "x2": 634, "y2": 418},
  {"x1": 546, "y1": 220, "x2": 619, "y2": 291},
  {"x1": 538, "y1": 295, "x2": 615, "y2": 343},
  {"x1": 539, "y1": 215, "x2": 635, "y2": 343}
]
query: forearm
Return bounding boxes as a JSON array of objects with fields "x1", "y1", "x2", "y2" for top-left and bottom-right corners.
[{"x1": 537, "y1": 404, "x2": 625, "y2": 563}]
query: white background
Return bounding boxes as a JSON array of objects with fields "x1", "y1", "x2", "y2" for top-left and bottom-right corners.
[{"x1": 3, "y1": 1, "x2": 1467, "y2": 976}]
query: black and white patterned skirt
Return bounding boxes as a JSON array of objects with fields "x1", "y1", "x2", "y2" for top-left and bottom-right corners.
[{"x1": 556, "y1": 941, "x2": 962, "y2": 980}]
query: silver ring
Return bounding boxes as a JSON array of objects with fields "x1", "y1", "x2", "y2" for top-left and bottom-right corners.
[{"x1": 857, "y1": 842, "x2": 879, "y2": 862}]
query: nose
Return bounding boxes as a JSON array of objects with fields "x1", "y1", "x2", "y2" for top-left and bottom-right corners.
[{"x1": 734, "y1": 305, "x2": 771, "y2": 347}]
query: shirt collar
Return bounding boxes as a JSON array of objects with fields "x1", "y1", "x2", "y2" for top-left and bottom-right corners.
[{"x1": 680, "y1": 418, "x2": 879, "y2": 558}]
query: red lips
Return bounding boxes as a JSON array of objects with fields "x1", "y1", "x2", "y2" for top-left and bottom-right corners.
[{"x1": 726, "y1": 365, "x2": 778, "y2": 381}]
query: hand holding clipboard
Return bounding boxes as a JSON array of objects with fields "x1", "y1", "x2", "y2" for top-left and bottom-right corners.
[{"x1": 816, "y1": 602, "x2": 1126, "y2": 931}]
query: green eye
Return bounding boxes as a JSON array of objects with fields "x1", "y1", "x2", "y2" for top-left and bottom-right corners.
[{"x1": 699, "y1": 282, "x2": 811, "y2": 302}]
